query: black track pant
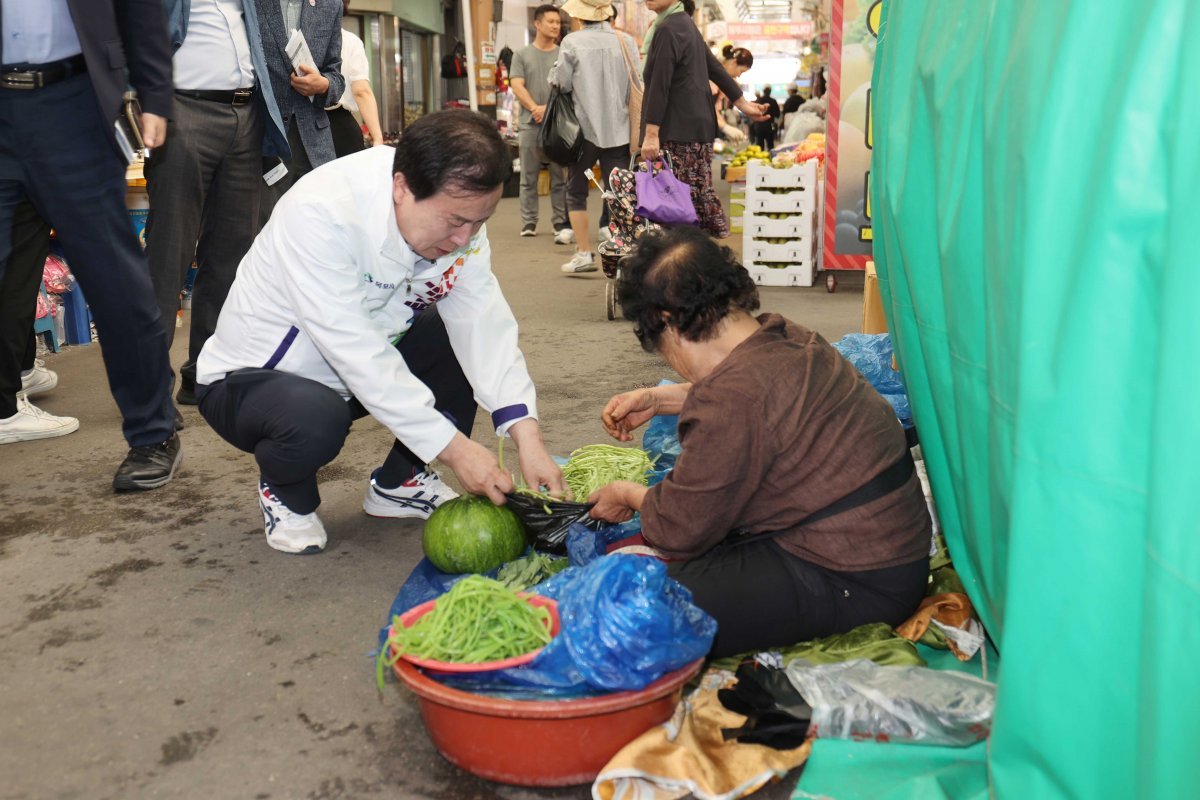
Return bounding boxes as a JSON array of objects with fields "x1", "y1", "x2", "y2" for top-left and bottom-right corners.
[
  {"x1": 197, "y1": 307, "x2": 475, "y2": 514},
  {"x1": 667, "y1": 539, "x2": 928, "y2": 659}
]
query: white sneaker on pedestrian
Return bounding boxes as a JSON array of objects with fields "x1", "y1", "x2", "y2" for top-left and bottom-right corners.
[
  {"x1": 20, "y1": 359, "x2": 57, "y2": 398},
  {"x1": 554, "y1": 228, "x2": 576, "y2": 245},
  {"x1": 561, "y1": 250, "x2": 597, "y2": 273},
  {"x1": 0, "y1": 396, "x2": 79, "y2": 444},
  {"x1": 597, "y1": 227, "x2": 613, "y2": 244},
  {"x1": 259, "y1": 481, "x2": 327, "y2": 554},
  {"x1": 520, "y1": 223, "x2": 537, "y2": 237},
  {"x1": 362, "y1": 468, "x2": 459, "y2": 520}
]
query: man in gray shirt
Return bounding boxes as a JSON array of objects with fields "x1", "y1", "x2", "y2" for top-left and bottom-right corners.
[{"x1": 509, "y1": 4, "x2": 571, "y2": 243}]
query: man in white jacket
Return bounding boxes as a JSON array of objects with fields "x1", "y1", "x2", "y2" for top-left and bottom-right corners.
[{"x1": 196, "y1": 110, "x2": 565, "y2": 554}]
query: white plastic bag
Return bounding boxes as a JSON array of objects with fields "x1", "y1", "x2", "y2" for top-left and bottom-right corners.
[{"x1": 785, "y1": 659, "x2": 995, "y2": 746}]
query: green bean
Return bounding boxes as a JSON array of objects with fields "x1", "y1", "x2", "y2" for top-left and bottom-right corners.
[
  {"x1": 375, "y1": 575, "x2": 553, "y2": 688},
  {"x1": 561, "y1": 444, "x2": 656, "y2": 502}
]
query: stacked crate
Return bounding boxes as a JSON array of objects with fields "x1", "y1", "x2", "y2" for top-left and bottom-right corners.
[{"x1": 741, "y1": 160, "x2": 819, "y2": 287}]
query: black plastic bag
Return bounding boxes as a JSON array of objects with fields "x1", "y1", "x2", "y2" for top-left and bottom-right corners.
[
  {"x1": 538, "y1": 88, "x2": 584, "y2": 166},
  {"x1": 505, "y1": 493, "x2": 598, "y2": 555}
]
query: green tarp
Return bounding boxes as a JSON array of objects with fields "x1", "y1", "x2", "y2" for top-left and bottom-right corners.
[{"x1": 827, "y1": 0, "x2": 1200, "y2": 797}]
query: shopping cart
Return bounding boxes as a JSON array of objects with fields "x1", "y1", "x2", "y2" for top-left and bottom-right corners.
[{"x1": 588, "y1": 158, "x2": 664, "y2": 320}]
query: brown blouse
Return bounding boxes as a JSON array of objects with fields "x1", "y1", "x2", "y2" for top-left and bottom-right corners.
[{"x1": 640, "y1": 314, "x2": 931, "y2": 571}]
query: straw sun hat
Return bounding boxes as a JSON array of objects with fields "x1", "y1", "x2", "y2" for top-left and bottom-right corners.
[{"x1": 560, "y1": 0, "x2": 615, "y2": 23}]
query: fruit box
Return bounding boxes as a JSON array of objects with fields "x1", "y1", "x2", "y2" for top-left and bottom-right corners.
[
  {"x1": 744, "y1": 237, "x2": 814, "y2": 264},
  {"x1": 745, "y1": 261, "x2": 817, "y2": 288},
  {"x1": 747, "y1": 159, "x2": 818, "y2": 190},
  {"x1": 743, "y1": 213, "x2": 814, "y2": 239},
  {"x1": 724, "y1": 164, "x2": 747, "y2": 183},
  {"x1": 744, "y1": 190, "x2": 817, "y2": 214}
]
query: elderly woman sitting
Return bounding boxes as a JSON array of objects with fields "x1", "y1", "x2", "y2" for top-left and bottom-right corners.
[{"x1": 589, "y1": 227, "x2": 932, "y2": 658}]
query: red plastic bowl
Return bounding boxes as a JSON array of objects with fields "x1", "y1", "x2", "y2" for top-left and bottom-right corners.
[
  {"x1": 393, "y1": 657, "x2": 705, "y2": 787},
  {"x1": 391, "y1": 593, "x2": 560, "y2": 673}
]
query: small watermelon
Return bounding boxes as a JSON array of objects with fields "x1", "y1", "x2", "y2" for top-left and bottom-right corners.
[{"x1": 422, "y1": 495, "x2": 527, "y2": 574}]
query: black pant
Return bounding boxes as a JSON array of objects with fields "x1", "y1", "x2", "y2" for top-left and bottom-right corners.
[
  {"x1": 328, "y1": 107, "x2": 366, "y2": 158},
  {"x1": 0, "y1": 73, "x2": 174, "y2": 445},
  {"x1": 667, "y1": 540, "x2": 928, "y2": 658},
  {"x1": 566, "y1": 139, "x2": 629, "y2": 213},
  {"x1": 0, "y1": 201, "x2": 51, "y2": 417},
  {"x1": 144, "y1": 93, "x2": 264, "y2": 392},
  {"x1": 196, "y1": 307, "x2": 475, "y2": 514}
]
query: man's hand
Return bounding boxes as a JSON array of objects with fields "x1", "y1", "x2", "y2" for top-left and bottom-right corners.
[
  {"x1": 601, "y1": 389, "x2": 659, "y2": 442},
  {"x1": 507, "y1": 419, "x2": 567, "y2": 497},
  {"x1": 291, "y1": 64, "x2": 330, "y2": 97},
  {"x1": 531, "y1": 104, "x2": 547, "y2": 124},
  {"x1": 437, "y1": 433, "x2": 514, "y2": 505},
  {"x1": 735, "y1": 98, "x2": 770, "y2": 123},
  {"x1": 141, "y1": 112, "x2": 168, "y2": 149},
  {"x1": 588, "y1": 481, "x2": 640, "y2": 524}
]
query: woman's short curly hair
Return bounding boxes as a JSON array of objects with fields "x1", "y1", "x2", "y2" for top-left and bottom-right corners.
[{"x1": 616, "y1": 226, "x2": 760, "y2": 353}]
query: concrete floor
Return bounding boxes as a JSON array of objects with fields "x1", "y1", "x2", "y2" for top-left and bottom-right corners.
[{"x1": 0, "y1": 190, "x2": 865, "y2": 800}]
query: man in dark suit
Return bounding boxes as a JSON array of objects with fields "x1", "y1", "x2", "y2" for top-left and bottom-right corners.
[
  {"x1": 254, "y1": 0, "x2": 344, "y2": 222},
  {"x1": 0, "y1": 0, "x2": 183, "y2": 489}
]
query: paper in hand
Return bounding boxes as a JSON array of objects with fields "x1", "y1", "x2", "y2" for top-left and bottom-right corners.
[{"x1": 285, "y1": 29, "x2": 319, "y2": 103}]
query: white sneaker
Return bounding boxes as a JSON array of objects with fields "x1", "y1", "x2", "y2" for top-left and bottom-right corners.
[
  {"x1": 553, "y1": 228, "x2": 576, "y2": 245},
  {"x1": 362, "y1": 468, "x2": 459, "y2": 520},
  {"x1": 597, "y1": 227, "x2": 613, "y2": 244},
  {"x1": 561, "y1": 250, "x2": 597, "y2": 273},
  {"x1": 20, "y1": 359, "x2": 57, "y2": 398},
  {"x1": 0, "y1": 396, "x2": 79, "y2": 445},
  {"x1": 259, "y1": 481, "x2": 327, "y2": 554}
]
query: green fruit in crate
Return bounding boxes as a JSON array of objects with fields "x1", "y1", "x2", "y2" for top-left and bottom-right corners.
[{"x1": 422, "y1": 495, "x2": 527, "y2": 574}]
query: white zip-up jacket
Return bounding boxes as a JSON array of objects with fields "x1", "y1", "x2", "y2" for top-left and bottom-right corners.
[{"x1": 197, "y1": 146, "x2": 537, "y2": 464}]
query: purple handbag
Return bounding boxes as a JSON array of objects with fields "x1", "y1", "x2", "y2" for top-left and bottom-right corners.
[{"x1": 634, "y1": 155, "x2": 700, "y2": 226}]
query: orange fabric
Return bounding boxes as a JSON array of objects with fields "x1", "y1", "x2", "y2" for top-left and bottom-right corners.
[{"x1": 895, "y1": 592, "x2": 976, "y2": 660}]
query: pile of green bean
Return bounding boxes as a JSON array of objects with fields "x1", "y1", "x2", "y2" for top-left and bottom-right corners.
[
  {"x1": 562, "y1": 444, "x2": 655, "y2": 502},
  {"x1": 376, "y1": 575, "x2": 552, "y2": 686}
]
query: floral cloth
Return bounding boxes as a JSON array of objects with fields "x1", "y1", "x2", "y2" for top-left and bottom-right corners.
[{"x1": 662, "y1": 141, "x2": 729, "y2": 238}]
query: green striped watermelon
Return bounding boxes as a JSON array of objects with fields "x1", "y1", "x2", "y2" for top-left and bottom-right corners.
[{"x1": 422, "y1": 495, "x2": 527, "y2": 574}]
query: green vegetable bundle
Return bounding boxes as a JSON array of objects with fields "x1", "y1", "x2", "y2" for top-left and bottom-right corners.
[
  {"x1": 561, "y1": 444, "x2": 655, "y2": 502},
  {"x1": 376, "y1": 575, "x2": 552, "y2": 687},
  {"x1": 496, "y1": 551, "x2": 570, "y2": 592}
]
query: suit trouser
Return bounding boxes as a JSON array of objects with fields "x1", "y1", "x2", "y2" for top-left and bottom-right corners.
[
  {"x1": 197, "y1": 307, "x2": 476, "y2": 514},
  {"x1": 0, "y1": 202, "x2": 51, "y2": 418},
  {"x1": 0, "y1": 73, "x2": 174, "y2": 446},
  {"x1": 259, "y1": 118, "x2": 317, "y2": 229},
  {"x1": 144, "y1": 93, "x2": 264, "y2": 391},
  {"x1": 518, "y1": 123, "x2": 568, "y2": 230}
]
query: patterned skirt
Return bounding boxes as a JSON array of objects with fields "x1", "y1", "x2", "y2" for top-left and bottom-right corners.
[{"x1": 662, "y1": 140, "x2": 729, "y2": 239}]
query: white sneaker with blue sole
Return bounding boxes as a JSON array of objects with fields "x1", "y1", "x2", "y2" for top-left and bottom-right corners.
[
  {"x1": 362, "y1": 468, "x2": 458, "y2": 520},
  {"x1": 259, "y1": 481, "x2": 326, "y2": 554}
]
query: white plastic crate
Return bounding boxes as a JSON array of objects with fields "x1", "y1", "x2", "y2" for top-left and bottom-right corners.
[
  {"x1": 742, "y1": 213, "x2": 814, "y2": 239},
  {"x1": 745, "y1": 261, "x2": 817, "y2": 287},
  {"x1": 745, "y1": 161, "x2": 819, "y2": 212},
  {"x1": 744, "y1": 237, "x2": 815, "y2": 264}
]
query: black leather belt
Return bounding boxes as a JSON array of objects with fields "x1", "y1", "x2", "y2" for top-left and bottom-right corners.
[
  {"x1": 176, "y1": 87, "x2": 256, "y2": 106},
  {"x1": 0, "y1": 55, "x2": 88, "y2": 90}
]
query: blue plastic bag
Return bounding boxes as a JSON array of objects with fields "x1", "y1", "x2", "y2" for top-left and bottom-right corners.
[
  {"x1": 832, "y1": 333, "x2": 913, "y2": 428},
  {"x1": 440, "y1": 555, "x2": 716, "y2": 697}
]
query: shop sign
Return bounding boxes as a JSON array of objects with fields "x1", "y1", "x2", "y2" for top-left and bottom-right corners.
[
  {"x1": 823, "y1": 0, "x2": 879, "y2": 271},
  {"x1": 707, "y1": 20, "x2": 815, "y2": 42}
]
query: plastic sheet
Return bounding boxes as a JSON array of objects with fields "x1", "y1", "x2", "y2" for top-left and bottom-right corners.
[
  {"x1": 785, "y1": 659, "x2": 994, "y2": 747},
  {"x1": 871, "y1": 0, "x2": 1199, "y2": 794},
  {"x1": 831, "y1": 333, "x2": 912, "y2": 427},
  {"x1": 441, "y1": 554, "x2": 716, "y2": 696}
]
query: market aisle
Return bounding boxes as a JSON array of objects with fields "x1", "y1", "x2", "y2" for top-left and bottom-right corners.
[{"x1": 0, "y1": 194, "x2": 864, "y2": 799}]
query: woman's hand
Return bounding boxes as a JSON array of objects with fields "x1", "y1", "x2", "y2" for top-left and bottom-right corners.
[
  {"x1": 735, "y1": 97, "x2": 770, "y2": 122},
  {"x1": 602, "y1": 389, "x2": 659, "y2": 442},
  {"x1": 588, "y1": 482, "x2": 639, "y2": 524},
  {"x1": 640, "y1": 131, "x2": 661, "y2": 163}
]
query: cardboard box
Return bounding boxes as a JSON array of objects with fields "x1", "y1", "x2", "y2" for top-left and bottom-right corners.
[
  {"x1": 862, "y1": 260, "x2": 888, "y2": 334},
  {"x1": 537, "y1": 169, "x2": 549, "y2": 196}
]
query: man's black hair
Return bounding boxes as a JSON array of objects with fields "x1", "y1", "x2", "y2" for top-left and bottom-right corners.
[
  {"x1": 534, "y1": 4, "x2": 560, "y2": 22},
  {"x1": 392, "y1": 109, "x2": 512, "y2": 200},
  {"x1": 617, "y1": 227, "x2": 760, "y2": 353},
  {"x1": 762, "y1": 85, "x2": 773, "y2": 96}
]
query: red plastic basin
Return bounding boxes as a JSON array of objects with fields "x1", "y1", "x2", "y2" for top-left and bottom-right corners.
[{"x1": 394, "y1": 657, "x2": 705, "y2": 787}]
